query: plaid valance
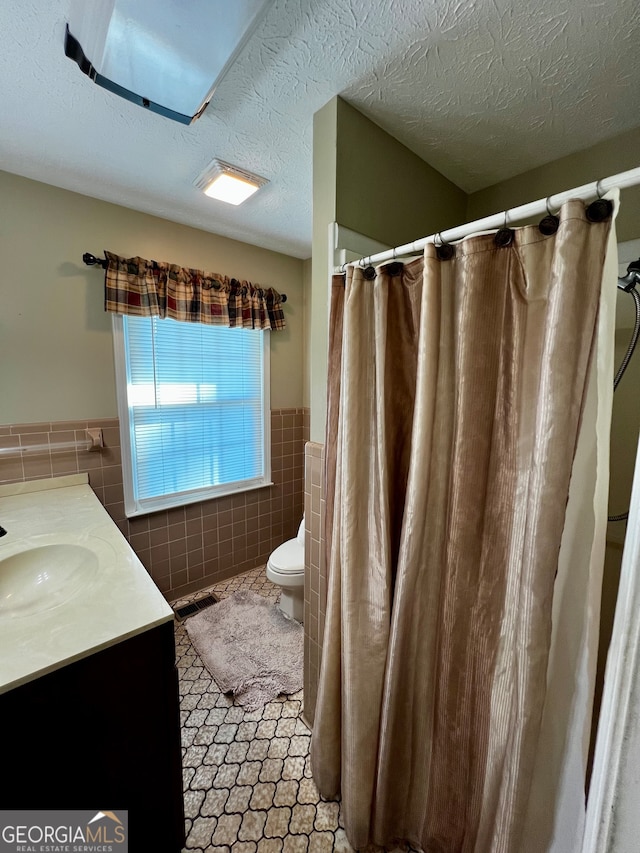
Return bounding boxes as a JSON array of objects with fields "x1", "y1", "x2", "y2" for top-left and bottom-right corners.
[{"x1": 103, "y1": 251, "x2": 286, "y2": 331}]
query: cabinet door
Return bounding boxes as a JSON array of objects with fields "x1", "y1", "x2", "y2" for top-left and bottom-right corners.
[{"x1": 0, "y1": 621, "x2": 185, "y2": 852}]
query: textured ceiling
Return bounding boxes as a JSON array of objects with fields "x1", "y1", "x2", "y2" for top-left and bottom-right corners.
[{"x1": 1, "y1": 0, "x2": 639, "y2": 259}]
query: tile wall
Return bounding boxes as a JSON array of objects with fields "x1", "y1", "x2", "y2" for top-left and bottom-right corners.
[
  {"x1": 0, "y1": 408, "x2": 309, "y2": 601},
  {"x1": 303, "y1": 442, "x2": 328, "y2": 726}
]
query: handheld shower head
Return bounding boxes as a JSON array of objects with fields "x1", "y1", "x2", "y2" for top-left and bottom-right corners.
[{"x1": 618, "y1": 258, "x2": 640, "y2": 292}]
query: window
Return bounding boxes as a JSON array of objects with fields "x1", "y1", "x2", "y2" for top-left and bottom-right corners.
[{"x1": 112, "y1": 314, "x2": 271, "y2": 517}]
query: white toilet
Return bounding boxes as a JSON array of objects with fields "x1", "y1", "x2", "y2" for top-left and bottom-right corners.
[{"x1": 266, "y1": 518, "x2": 305, "y2": 623}]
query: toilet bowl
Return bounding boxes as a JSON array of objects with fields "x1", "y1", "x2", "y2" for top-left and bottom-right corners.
[{"x1": 266, "y1": 518, "x2": 305, "y2": 623}]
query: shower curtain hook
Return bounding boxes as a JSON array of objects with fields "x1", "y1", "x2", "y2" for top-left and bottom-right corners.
[
  {"x1": 495, "y1": 210, "x2": 514, "y2": 247},
  {"x1": 539, "y1": 197, "x2": 561, "y2": 235},
  {"x1": 435, "y1": 230, "x2": 456, "y2": 260},
  {"x1": 586, "y1": 180, "x2": 613, "y2": 222}
]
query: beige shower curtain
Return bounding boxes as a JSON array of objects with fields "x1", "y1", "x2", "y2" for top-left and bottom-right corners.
[{"x1": 311, "y1": 197, "x2": 619, "y2": 852}]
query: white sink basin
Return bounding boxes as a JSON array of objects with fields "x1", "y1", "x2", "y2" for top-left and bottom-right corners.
[
  {"x1": 0, "y1": 478, "x2": 174, "y2": 695},
  {"x1": 0, "y1": 541, "x2": 99, "y2": 617}
]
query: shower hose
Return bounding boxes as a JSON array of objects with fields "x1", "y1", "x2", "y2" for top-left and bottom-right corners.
[{"x1": 608, "y1": 261, "x2": 640, "y2": 523}]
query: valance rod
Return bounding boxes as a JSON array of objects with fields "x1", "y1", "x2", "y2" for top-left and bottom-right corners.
[
  {"x1": 82, "y1": 252, "x2": 288, "y2": 302},
  {"x1": 334, "y1": 166, "x2": 640, "y2": 273}
]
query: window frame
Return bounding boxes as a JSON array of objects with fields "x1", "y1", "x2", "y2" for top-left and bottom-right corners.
[{"x1": 112, "y1": 314, "x2": 272, "y2": 518}]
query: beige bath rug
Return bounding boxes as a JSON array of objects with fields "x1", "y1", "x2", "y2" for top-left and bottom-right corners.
[{"x1": 185, "y1": 589, "x2": 303, "y2": 711}]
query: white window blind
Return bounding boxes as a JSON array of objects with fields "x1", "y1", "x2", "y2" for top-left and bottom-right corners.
[{"x1": 112, "y1": 314, "x2": 271, "y2": 517}]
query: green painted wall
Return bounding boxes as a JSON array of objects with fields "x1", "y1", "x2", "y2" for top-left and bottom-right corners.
[
  {"x1": 302, "y1": 257, "x2": 312, "y2": 408},
  {"x1": 310, "y1": 97, "x2": 467, "y2": 441},
  {"x1": 467, "y1": 126, "x2": 640, "y2": 241},
  {"x1": 0, "y1": 170, "x2": 305, "y2": 424},
  {"x1": 310, "y1": 98, "x2": 339, "y2": 442},
  {"x1": 335, "y1": 98, "x2": 467, "y2": 249}
]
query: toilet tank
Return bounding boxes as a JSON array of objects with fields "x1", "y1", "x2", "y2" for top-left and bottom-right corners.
[{"x1": 297, "y1": 518, "x2": 305, "y2": 545}]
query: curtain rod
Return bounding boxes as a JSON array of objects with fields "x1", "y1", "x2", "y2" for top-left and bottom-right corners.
[
  {"x1": 82, "y1": 253, "x2": 288, "y2": 302},
  {"x1": 334, "y1": 166, "x2": 640, "y2": 273}
]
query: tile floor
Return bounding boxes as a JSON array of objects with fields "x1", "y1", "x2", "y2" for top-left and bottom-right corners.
[{"x1": 173, "y1": 566, "x2": 422, "y2": 853}]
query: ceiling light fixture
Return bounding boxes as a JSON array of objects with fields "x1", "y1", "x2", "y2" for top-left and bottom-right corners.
[
  {"x1": 194, "y1": 160, "x2": 269, "y2": 206},
  {"x1": 64, "y1": 0, "x2": 276, "y2": 124}
]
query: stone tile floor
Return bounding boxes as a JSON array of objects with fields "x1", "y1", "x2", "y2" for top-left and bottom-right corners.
[{"x1": 173, "y1": 566, "x2": 422, "y2": 853}]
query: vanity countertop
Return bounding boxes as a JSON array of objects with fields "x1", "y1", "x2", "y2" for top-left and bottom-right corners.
[{"x1": 0, "y1": 474, "x2": 174, "y2": 694}]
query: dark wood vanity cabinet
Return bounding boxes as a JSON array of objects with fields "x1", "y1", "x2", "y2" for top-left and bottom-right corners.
[{"x1": 0, "y1": 620, "x2": 185, "y2": 852}]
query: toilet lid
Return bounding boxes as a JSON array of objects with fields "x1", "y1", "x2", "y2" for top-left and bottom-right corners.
[{"x1": 269, "y1": 539, "x2": 304, "y2": 574}]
